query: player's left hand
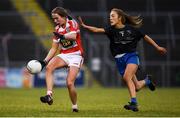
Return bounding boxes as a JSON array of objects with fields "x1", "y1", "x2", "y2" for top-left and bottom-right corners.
[{"x1": 157, "y1": 46, "x2": 167, "y2": 55}]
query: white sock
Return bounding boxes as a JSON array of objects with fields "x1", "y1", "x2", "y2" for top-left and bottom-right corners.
[
  {"x1": 47, "y1": 90, "x2": 52, "y2": 96},
  {"x1": 72, "y1": 104, "x2": 78, "y2": 109}
]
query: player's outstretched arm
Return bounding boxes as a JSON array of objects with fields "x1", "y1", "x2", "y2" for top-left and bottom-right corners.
[
  {"x1": 78, "y1": 16, "x2": 105, "y2": 33},
  {"x1": 144, "y1": 35, "x2": 167, "y2": 55},
  {"x1": 44, "y1": 42, "x2": 59, "y2": 62},
  {"x1": 37, "y1": 42, "x2": 59, "y2": 70}
]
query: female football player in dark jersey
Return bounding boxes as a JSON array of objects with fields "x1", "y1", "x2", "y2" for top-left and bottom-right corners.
[{"x1": 79, "y1": 8, "x2": 167, "y2": 112}]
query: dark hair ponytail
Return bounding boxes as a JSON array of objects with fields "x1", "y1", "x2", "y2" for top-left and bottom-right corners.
[{"x1": 112, "y1": 8, "x2": 143, "y2": 28}]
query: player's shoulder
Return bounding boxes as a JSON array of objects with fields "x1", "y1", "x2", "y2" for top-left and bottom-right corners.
[
  {"x1": 68, "y1": 18, "x2": 79, "y2": 28},
  {"x1": 126, "y1": 25, "x2": 145, "y2": 37},
  {"x1": 126, "y1": 25, "x2": 141, "y2": 32},
  {"x1": 104, "y1": 25, "x2": 113, "y2": 29},
  {"x1": 127, "y1": 25, "x2": 142, "y2": 30},
  {"x1": 126, "y1": 25, "x2": 134, "y2": 29},
  {"x1": 104, "y1": 25, "x2": 114, "y2": 32}
]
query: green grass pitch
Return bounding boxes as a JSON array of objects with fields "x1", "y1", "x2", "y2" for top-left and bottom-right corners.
[{"x1": 0, "y1": 87, "x2": 180, "y2": 117}]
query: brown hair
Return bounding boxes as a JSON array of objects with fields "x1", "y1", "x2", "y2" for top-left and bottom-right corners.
[
  {"x1": 111, "y1": 8, "x2": 143, "y2": 28},
  {"x1": 51, "y1": 7, "x2": 68, "y2": 17}
]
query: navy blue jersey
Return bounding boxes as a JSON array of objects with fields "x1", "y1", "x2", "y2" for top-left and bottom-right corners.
[{"x1": 104, "y1": 25, "x2": 145, "y2": 57}]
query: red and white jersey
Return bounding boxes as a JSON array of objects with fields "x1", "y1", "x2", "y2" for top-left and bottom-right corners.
[{"x1": 53, "y1": 18, "x2": 84, "y2": 56}]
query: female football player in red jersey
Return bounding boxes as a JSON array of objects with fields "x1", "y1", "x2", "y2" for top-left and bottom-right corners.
[
  {"x1": 39, "y1": 7, "x2": 84, "y2": 112},
  {"x1": 79, "y1": 8, "x2": 167, "y2": 112}
]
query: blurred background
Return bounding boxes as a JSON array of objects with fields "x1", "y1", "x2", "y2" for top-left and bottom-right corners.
[{"x1": 0, "y1": 0, "x2": 179, "y2": 88}]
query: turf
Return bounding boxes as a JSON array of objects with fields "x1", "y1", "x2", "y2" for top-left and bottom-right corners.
[{"x1": 0, "y1": 87, "x2": 180, "y2": 117}]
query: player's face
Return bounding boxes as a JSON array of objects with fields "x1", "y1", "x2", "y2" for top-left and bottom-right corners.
[
  {"x1": 52, "y1": 13, "x2": 66, "y2": 26},
  {"x1": 110, "y1": 11, "x2": 121, "y2": 26}
]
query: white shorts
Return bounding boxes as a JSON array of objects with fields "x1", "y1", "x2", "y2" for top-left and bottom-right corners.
[{"x1": 57, "y1": 51, "x2": 83, "y2": 68}]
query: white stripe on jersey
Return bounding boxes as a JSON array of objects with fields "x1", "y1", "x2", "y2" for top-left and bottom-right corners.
[
  {"x1": 53, "y1": 38, "x2": 61, "y2": 43},
  {"x1": 64, "y1": 31, "x2": 76, "y2": 36},
  {"x1": 71, "y1": 19, "x2": 78, "y2": 29}
]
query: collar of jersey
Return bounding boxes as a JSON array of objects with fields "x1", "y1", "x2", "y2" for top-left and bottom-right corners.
[{"x1": 58, "y1": 18, "x2": 70, "y2": 32}]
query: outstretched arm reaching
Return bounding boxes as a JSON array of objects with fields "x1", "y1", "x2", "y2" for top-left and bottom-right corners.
[
  {"x1": 144, "y1": 35, "x2": 167, "y2": 55},
  {"x1": 78, "y1": 16, "x2": 105, "y2": 33}
]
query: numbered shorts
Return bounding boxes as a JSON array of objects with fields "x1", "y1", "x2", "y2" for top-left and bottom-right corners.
[{"x1": 115, "y1": 52, "x2": 140, "y2": 76}]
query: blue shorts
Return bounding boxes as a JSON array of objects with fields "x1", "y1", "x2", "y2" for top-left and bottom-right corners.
[{"x1": 115, "y1": 52, "x2": 140, "y2": 76}]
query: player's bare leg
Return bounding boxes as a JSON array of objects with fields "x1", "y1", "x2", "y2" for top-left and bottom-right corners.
[
  {"x1": 66, "y1": 66, "x2": 80, "y2": 112},
  {"x1": 123, "y1": 64, "x2": 139, "y2": 112},
  {"x1": 132, "y1": 75, "x2": 146, "y2": 91},
  {"x1": 133, "y1": 75, "x2": 155, "y2": 91},
  {"x1": 40, "y1": 57, "x2": 67, "y2": 105},
  {"x1": 46, "y1": 57, "x2": 67, "y2": 92}
]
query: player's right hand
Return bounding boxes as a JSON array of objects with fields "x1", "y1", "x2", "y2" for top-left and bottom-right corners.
[
  {"x1": 38, "y1": 60, "x2": 47, "y2": 70},
  {"x1": 157, "y1": 46, "x2": 167, "y2": 55}
]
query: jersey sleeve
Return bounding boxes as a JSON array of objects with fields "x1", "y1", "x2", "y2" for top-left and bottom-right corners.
[
  {"x1": 137, "y1": 28, "x2": 145, "y2": 38},
  {"x1": 104, "y1": 25, "x2": 111, "y2": 35},
  {"x1": 133, "y1": 27, "x2": 145, "y2": 41}
]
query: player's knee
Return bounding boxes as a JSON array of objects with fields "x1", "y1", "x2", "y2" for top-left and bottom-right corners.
[
  {"x1": 123, "y1": 75, "x2": 128, "y2": 81},
  {"x1": 46, "y1": 64, "x2": 54, "y2": 72},
  {"x1": 67, "y1": 81, "x2": 74, "y2": 88},
  {"x1": 123, "y1": 75, "x2": 131, "y2": 82}
]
